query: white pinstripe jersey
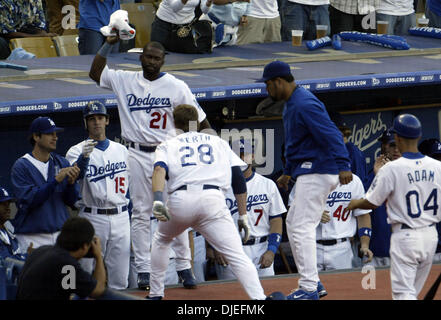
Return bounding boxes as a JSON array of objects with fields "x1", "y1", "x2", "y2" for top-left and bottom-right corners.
[
  {"x1": 366, "y1": 153, "x2": 441, "y2": 228},
  {"x1": 100, "y1": 66, "x2": 206, "y2": 145},
  {"x1": 225, "y1": 172, "x2": 286, "y2": 238}
]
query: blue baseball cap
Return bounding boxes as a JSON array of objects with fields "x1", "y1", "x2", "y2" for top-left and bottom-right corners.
[
  {"x1": 0, "y1": 187, "x2": 15, "y2": 203},
  {"x1": 429, "y1": 140, "x2": 441, "y2": 155},
  {"x1": 30, "y1": 116, "x2": 64, "y2": 134},
  {"x1": 378, "y1": 128, "x2": 395, "y2": 144},
  {"x1": 256, "y1": 61, "x2": 292, "y2": 82}
]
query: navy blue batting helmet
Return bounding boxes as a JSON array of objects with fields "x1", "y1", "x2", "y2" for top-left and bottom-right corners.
[
  {"x1": 391, "y1": 114, "x2": 422, "y2": 139},
  {"x1": 83, "y1": 101, "x2": 108, "y2": 119}
]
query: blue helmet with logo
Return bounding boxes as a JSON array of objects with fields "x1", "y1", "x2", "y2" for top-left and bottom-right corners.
[
  {"x1": 83, "y1": 101, "x2": 108, "y2": 119},
  {"x1": 391, "y1": 114, "x2": 422, "y2": 139}
]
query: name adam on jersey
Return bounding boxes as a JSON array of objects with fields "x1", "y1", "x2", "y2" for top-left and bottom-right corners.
[
  {"x1": 86, "y1": 160, "x2": 128, "y2": 182},
  {"x1": 126, "y1": 93, "x2": 171, "y2": 112},
  {"x1": 226, "y1": 194, "x2": 270, "y2": 213},
  {"x1": 407, "y1": 169, "x2": 434, "y2": 184}
]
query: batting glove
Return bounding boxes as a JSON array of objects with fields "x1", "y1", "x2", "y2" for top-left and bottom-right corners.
[
  {"x1": 152, "y1": 201, "x2": 170, "y2": 222},
  {"x1": 238, "y1": 214, "x2": 250, "y2": 243},
  {"x1": 82, "y1": 139, "x2": 98, "y2": 158}
]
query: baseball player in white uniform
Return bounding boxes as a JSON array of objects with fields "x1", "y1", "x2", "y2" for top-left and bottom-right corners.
[
  {"x1": 89, "y1": 38, "x2": 212, "y2": 289},
  {"x1": 215, "y1": 138, "x2": 285, "y2": 280},
  {"x1": 289, "y1": 174, "x2": 373, "y2": 271},
  {"x1": 66, "y1": 101, "x2": 131, "y2": 290},
  {"x1": 147, "y1": 104, "x2": 284, "y2": 300},
  {"x1": 349, "y1": 114, "x2": 441, "y2": 300}
]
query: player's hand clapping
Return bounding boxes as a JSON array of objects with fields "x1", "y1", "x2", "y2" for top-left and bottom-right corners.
[{"x1": 55, "y1": 164, "x2": 80, "y2": 184}]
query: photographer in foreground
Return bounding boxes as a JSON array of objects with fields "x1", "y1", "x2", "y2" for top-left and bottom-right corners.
[{"x1": 15, "y1": 217, "x2": 138, "y2": 300}]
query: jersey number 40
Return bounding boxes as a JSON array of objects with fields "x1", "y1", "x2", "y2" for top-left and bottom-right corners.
[{"x1": 406, "y1": 188, "x2": 438, "y2": 218}]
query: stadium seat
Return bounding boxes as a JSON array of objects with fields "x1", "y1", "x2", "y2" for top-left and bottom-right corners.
[
  {"x1": 53, "y1": 35, "x2": 80, "y2": 56},
  {"x1": 9, "y1": 37, "x2": 58, "y2": 58},
  {"x1": 121, "y1": 3, "x2": 156, "y2": 48}
]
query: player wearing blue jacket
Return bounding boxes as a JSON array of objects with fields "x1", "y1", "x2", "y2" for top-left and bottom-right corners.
[
  {"x1": 258, "y1": 61, "x2": 352, "y2": 300},
  {"x1": 10, "y1": 117, "x2": 80, "y2": 251},
  {"x1": 0, "y1": 187, "x2": 29, "y2": 261}
]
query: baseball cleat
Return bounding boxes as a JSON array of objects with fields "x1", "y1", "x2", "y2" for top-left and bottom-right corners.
[
  {"x1": 137, "y1": 272, "x2": 150, "y2": 290},
  {"x1": 287, "y1": 288, "x2": 319, "y2": 300},
  {"x1": 177, "y1": 268, "x2": 197, "y2": 289},
  {"x1": 265, "y1": 291, "x2": 287, "y2": 300},
  {"x1": 317, "y1": 281, "x2": 328, "y2": 298},
  {"x1": 145, "y1": 295, "x2": 163, "y2": 300}
]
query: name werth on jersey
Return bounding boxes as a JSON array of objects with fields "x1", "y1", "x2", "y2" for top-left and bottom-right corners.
[
  {"x1": 407, "y1": 169, "x2": 435, "y2": 184},
  {"x1": 126, "y1": 93, "x2": 171, "y2": 112},
  {"x1": 226, "y1": 194, "x2": 269, "y2": 214},
  {"x1": 86, "y1": 161, "x2": 128, "y2": 182},
  {"x1": 327, "y1": 191, "x2": 352, "y2": 207}
]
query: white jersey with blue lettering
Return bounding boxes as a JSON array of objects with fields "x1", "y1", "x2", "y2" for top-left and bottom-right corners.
[
  {"x1": 99, "y1": 66, "x2": 206, "y2": 145},
  {"x1": 224, "y1": 171, "x2": 286, "y2": 238},
  {"x1": 366, "y1": 154, "x2": 441, "y2": 228},
  {"x1": 317, "y1": 174, "x2": 370, "y2": 240},
  {"x1": 154, "y1": 132, "x2": 245, "y2": 193},
  {"x1": 66, "y1": 139, "x2": 130, "y2": 208},
  {"x1": 66, "y1": 139, "x2": 131, "y2": 290}
]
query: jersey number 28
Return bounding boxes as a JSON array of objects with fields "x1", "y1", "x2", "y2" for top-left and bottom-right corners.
[
  {"x1": 179, "y1": 144, "x2": 214, "y2": 167},
  {"x1": 405, "y1": 188, "x2": 438, "y2": 218}
]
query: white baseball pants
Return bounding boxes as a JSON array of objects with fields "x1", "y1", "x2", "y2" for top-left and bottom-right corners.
[
  {"x1": 16, "y1": 231, "x2": 60, "y2": 251},
  {"x1": 215, "y1": 241, "x2": 275, "y2": 280},
  {"x1": 316, "y1": 240, "x2": 353, "y2": 271},
  {"x1": 390, "y1": 224, "x2": 438, "y2": 300},
  {"x1": 149, "y1": 187, "x2": 266, "y2": 299},
  {"x1": 287, "y1": 174, "x2": 339, "y2": 292},
  {"x1": 128, "y1": 148, "x2": 191, "y2": 273},
  {"x1": 79, "y1": 209, "x2": 131, "y2": 290}
]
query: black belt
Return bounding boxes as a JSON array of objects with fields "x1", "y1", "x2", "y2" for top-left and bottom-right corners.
[
  {"x1": 401, "y1": 223, "x2": 435, "y2": 230},
  {"x1": 316, "y1": 238, "x2": 347, "y2": 246},
  {"x1": 129, "y1": 142, "x2": 156, "y2": 153},
  {"x1": 244, "y1": 236, "x2": 268, "y2": 246},
  {"x1": 175, "y1": 185, "x2": 220, "y2": 191},
  {"x1": 84, "y1": 205, "x2": 127, "y2": 215}
]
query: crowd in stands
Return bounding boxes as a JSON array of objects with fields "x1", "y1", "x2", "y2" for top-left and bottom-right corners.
[{"x1": 1, "y1": 0, "x2": 441, "y2": 58}]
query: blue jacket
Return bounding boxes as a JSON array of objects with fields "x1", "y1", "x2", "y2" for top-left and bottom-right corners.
[
  {"x1": 345, "y1": 142, "x2": 368, "y2": 191},
  {"x1": 0, "y1": 227, "x2": 26, "y2": 261},
  {"x1": 283, "y1": 86, "x2": 351, "y2": 179},
  {"x1": 366, "y1": 171, "x2": 391, "y2": 257},
  {"x1": 78, "y1": 0, "x2": 120, "y2": 32},
  {"x1": 428, "y1": 0, "x2": 441, "y2": 16},
  {"x1": 10, "y1": 153, "x2": 79, "y2": 234}
]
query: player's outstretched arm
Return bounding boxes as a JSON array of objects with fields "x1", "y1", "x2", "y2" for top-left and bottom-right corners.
[
  {"x1": 152, "y1": 165, "x2": 170, "y2": 221},
  {"x1": 357, "y1": 213, "x2": 373, "y2": 263},
  {"x1": 259, "y1": 216, "x2": 283, "y2": 268},
  {"x1": 348, "y1": 198, "x2": 377, "y2": 210},
  {"x1": 89, "y1": 35, "x2": 120, "y2": 83}
]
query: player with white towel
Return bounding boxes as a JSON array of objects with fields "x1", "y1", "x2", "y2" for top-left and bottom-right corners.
[
  {"x1": 89, "y1": 38, "x2": 212, "y2": 290},
  {"x1": 349, "y1": 114, "x2": 441, "y2": 300}
]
